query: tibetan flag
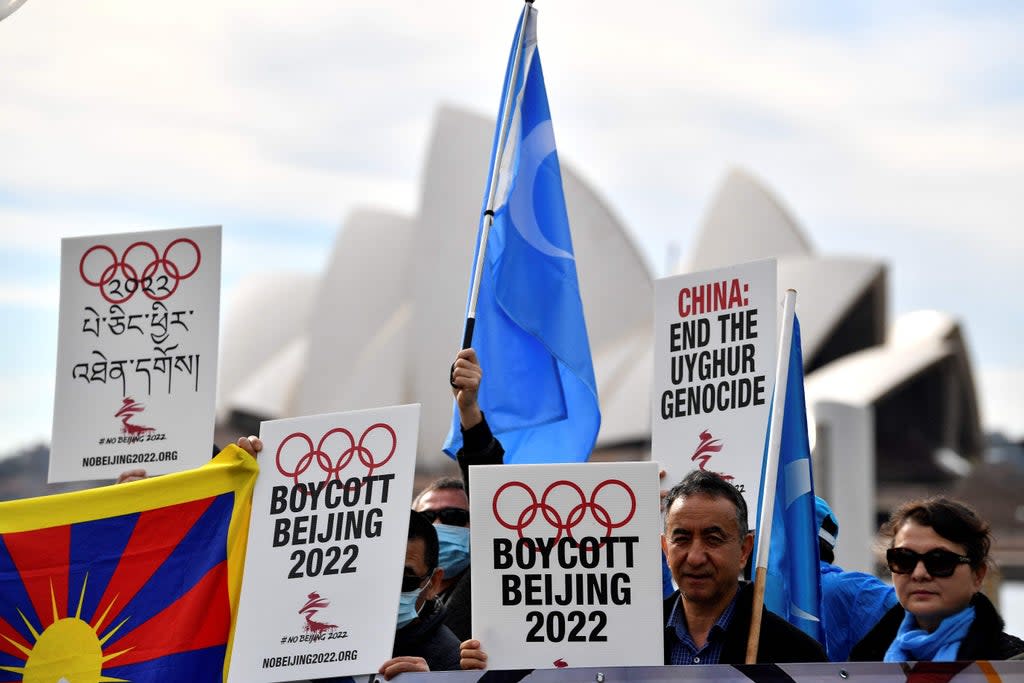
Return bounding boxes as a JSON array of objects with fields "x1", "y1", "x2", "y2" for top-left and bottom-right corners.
[
  {"x1": 0, "y1": 445, "x2": 257, "y2": 682},
  {"x1": 443, "y1": 4, "x2": 601, "y2": 463},
  {"x1": 754, "y1": 316, "x2": 825, "y2": 643}
]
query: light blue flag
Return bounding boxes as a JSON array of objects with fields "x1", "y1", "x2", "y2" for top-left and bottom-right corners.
[
  {"x1": 443, "y1": 5, "x2": 600, "y2": 463},
  {"x1": 754, "y1": 316, "x2": 825, "y2": 643}
]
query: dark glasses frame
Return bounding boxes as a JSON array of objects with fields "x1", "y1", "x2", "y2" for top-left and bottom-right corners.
[
  {"x1": 886, "y1": 547, "x2": 972, "y2": 578},
  {"x1": 420, "y1": 507, "x2": 470, "y2": 527},
  {"x1": 401, "y1": 572, "x2": 431, "y2": 592}
]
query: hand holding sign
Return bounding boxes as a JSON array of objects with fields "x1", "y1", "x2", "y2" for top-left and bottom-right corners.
[
  {"x1": 378, "y1": 656, "x2": 431, "y2": 680},
  {"x1": 459, "y1": 639, "x2": 488, "y2": 671}
]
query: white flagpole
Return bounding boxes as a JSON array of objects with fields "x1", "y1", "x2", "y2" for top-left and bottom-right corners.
[
  {"x1": 745, "y1": 288, "x2": 798, "y2": 663},
  {"x1": 460, "y1": 0, "x2": 533, "y2": 350}
]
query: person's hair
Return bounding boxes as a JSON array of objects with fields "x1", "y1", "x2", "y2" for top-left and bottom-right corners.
[
  {"x1": 818, "y1": 537, "x2": 835, "y2": 564},
  {"x1": 663, "y1": 469, "x2": 748, "y2": 536},
  {"x1": 413, "y1": 476, "x2": 466, "y2": 507},
  {"x1": 882, "y1": 496, "x2": 991, "y2": 569},
  {"x1": 408, "y1": 509, "x2": 440, "y2": 573}
]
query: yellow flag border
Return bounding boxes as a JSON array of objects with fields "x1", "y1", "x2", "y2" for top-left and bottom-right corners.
[{"x1": 0, "y1": 444, "x2": 257, "y2": 532}]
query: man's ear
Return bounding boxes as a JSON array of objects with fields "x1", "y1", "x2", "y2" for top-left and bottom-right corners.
[
  {"x1": 740, "y1": 531, "x2": 754, "y2": 569},
  {"x1": 424, "y1": 567, "x2": 444, "y2": 599}
]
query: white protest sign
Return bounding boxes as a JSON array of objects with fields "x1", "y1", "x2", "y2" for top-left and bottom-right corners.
[
  {"x1": 470, "y1": 462, "x2": 663, "y2": 670},
  {"x1": 650, "y1": 259, "x2": 777, "y2": 508},
  {"x1": 50, "y1": 226, "x2": 221, "y2": 482},
  {"x1": 228, "y1": 404, "x2": 419, "y2": 683}
]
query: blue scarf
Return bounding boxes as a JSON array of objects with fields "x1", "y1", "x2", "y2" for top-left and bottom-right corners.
[{"x1": 884, "y1": 604, "x2": 975, "y2": 662}]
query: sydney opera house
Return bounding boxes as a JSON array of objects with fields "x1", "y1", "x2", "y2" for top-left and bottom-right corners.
[{"x1": 215, "y1": 106, "x2": 1002, "y2": 575}]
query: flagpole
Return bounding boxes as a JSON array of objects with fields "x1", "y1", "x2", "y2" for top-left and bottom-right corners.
[
  {"x1": 460, "y1": 0, "x2": 534, "y2": 350},
  {"x1": 745, "y1": 288, "x2": 798, "y2": 664}
]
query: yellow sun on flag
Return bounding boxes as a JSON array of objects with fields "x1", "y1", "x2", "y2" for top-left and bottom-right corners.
[{"x1": 0, "y1": 576, "x2": 133, "y2": 683}]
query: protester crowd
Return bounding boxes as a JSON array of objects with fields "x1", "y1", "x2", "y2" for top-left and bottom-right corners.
[{"x1": 117, "y1": 348, "x2": 1023, "y2": 676}]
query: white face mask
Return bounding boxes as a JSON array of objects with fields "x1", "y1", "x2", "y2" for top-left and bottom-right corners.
[{"x1": 396, "y1": 585, "x2": 424, "y2": 628}]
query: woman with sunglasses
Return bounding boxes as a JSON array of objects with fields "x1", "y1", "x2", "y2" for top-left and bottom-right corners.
[{"x1": 850, "y1": 497, "x2": 1024, "y2": 661}]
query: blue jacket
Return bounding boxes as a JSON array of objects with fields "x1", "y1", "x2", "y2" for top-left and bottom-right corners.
[{"x1": 820, "y1": 561, "x2": 898, "y2": 661}]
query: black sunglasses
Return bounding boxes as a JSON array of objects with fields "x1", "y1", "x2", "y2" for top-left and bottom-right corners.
[
  {"x1": 886, "y1": 547, "x2": 972, "y2": 578},
  {"x1": 401, "y1": 572, "x2": 430, "y2": 592},
  {"x1": 420, "y1": 507, "x2": 470, "y2": 527}
]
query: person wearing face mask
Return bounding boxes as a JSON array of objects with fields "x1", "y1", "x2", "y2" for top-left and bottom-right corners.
[
  {"x1": 413, "y1": 478, "x2": 473, "y2": 641},
  {"x1": 374, "y1": 510, "x2": 462, "y2": 679},
  {"x1": 316, "y1": 511, "x2": 461, "y2": 683},
  {"x1": 850, "y1": 497, "x2": 1024, "y2": 661}
]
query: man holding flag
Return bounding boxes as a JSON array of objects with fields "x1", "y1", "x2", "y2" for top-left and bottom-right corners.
[{"x1": 443, "y1": 0, "x2": 600, "y2": 465}]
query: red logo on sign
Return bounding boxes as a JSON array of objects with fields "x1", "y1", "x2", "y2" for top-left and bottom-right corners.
[
  {"x1": 275, "y1": 424, "x2": 397, "y2": 489},
  {"x1": 690, "y1": 429, "x2": 736, "y2": 482},
  {"x1": 691, "y1": 429, "x2": 722, "y2": 469},
  {"x1": 299, "y1": 591, "x2": 338, "y2": 633},
  {"x1": 492, "y1": 480, "x2": 636, "y2": 542},
  {"x1": 115, "y1": 397, "x2": 156, "y2": 435},
  {"x1": 79, "y1": 238, "x2": 202, "y2": 304}
]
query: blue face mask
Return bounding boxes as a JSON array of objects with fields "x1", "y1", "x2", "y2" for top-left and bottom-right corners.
[
  {"x1": 396, "y1": 586, "x2": 424, "y2": 629},
  {"x1": 435, "y1": 524, "x2": 471, "y2": 578}
]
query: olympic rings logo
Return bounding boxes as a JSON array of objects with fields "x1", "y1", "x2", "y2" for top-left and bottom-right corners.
[
  {"x1": 79, "y1": 239, "x2": 202, "y2": 304},
  {"x1": 275, "y1": 423, "x2": 397, "y2": 490},
  {"x1": 492, "y1": 479, "x2": 636, "y2": 541}
]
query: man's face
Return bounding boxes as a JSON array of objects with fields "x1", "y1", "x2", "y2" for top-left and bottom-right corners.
[
  {"x1": 414, "y1": 488, "x2": 471, "y2": 528},
  {"x1": 404, "y1": 537, "x2": 441, "y2": 611},
  {"x1": 662, "y1": 492, "x2": 752, "y2": 609}
]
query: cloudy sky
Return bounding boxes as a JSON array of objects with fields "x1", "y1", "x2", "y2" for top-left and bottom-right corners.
[{"x1": 0, "y1": 0, "x2": 1021, "y2": 456}]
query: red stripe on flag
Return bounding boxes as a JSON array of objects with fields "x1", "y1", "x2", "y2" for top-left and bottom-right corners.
[
  {"x1": 93, "y1": 496, "x2": 215, "y2": 632},
  {"x1": 104, "y1": 559, "x2": 230, "y2": 665},
  {"x1": 0, "y1": 615, "x2": 32, "y2": 659},
  {"x1": 4, "y1": 525, "x2": 70, "y2": 630}
]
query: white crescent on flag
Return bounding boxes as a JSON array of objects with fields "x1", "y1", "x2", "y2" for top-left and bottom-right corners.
[
  {"x1": 783, "y1": 458, "x2": 812, "y2": 509},
  {"x1": 508, "y1": 119, "x2": 575, "y2": 261}
]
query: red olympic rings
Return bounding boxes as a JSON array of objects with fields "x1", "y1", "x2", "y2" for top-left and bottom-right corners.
[
  {"x1": 275, "y1": 423, "x2": 397, "y2": 490},
  {"x1": 492, "y1": 479, "x2": 636, "y2": 541},
  {"x1": 79, "y1": 238, "x2": 202, "y2": 303}
]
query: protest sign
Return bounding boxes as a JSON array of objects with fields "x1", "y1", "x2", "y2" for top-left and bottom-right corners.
[
  {"x1": 470, "y1": 461, "x2": 662, "y2": 669},
  {"x1": 227, "y1": 404, "x2": 419, "y2": 683},
  {"x1": 650, "y1": 259, "x2": 777, "y2": 508},
  {"x1": 50, "y1": 225, "x2": 221, "y2": 482}
]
